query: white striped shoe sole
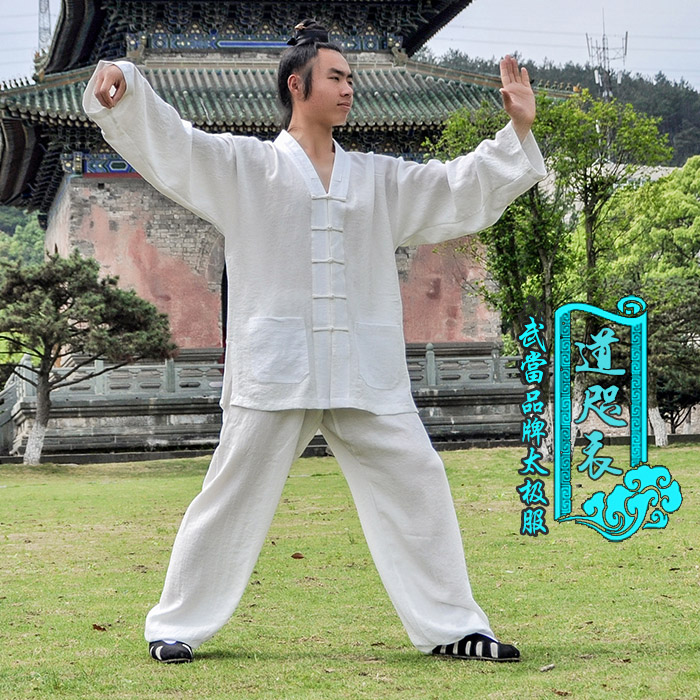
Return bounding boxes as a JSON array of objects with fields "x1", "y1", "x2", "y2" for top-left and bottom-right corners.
[
  {"x1": 149, "y1": 640, "x2": 194, "y2": 664},
  {"x1": 432, "y1": 633, "x2": 520, "y2": 662}
]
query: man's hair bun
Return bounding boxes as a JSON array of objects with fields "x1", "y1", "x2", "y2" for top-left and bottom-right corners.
[{"x1": 287, "y1": 19, "x2": 329, "y2": 46}]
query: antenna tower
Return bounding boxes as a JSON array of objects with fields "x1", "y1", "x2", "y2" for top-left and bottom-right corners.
[
  {"x1": 586, "y1": 11, "x2": 628, "y2": 101},
  {"x1": 38, "y1": 0, "x2": 52, "y2": 52}
]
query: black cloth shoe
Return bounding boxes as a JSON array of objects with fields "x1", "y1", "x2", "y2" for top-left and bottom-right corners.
[
  {"x1": 149, "y1": 640, "x2": 194, "y2": 664},
  {"x1": 432, "y1": 633, "x2": 520, "y2": 662}
]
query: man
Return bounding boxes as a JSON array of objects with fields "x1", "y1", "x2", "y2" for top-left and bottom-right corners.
[{"x1": 83, "y1": 19, "x2": 545, "y2": 664}]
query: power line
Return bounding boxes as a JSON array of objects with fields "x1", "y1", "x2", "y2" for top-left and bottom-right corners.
[
  {"x1": 445, "y1": 24, "x2": 617, "y2": 38},
  {"x1": 628, "y1": 46, "x2": 700, "y2": 54},
  {"x1": 432, "y1": 35, "x2": 700, "y2": 54},
  {"x1": 431, "y1": 36, "x2": 589, "y2": 50},
  {"x1": 442, "y1": 23, "x2": 700, "y2": 42},
  {"x1": 634, "y1": 33, "x2": 700, "y2": 41}
]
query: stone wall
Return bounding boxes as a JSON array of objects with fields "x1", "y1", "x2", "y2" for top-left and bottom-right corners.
[
  {"x1": 45, "y1": 174, "x2": 499, "y2": 350},
  {"x1": 45, "y1": 174, "x2": 225, "y2": 349},
  {"x1": 397, "y1": 240, "x2": 500, "y2": 343}
]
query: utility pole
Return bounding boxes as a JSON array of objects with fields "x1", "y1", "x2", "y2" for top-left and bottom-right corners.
[
  {"x1": 38, "y1": 0, "x2": 52, "y2": 52},
  {"x1": 586, "y1": 11, "x2": 628, "y2": 101}
]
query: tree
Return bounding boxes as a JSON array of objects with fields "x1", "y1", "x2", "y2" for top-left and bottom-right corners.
[
  {"x1": 601, "y1": 156, "x2": 700, "y2": 444},
  {"x1": 425, "y1": 90, "x2": 673, "y2": 456},
  {"x1": 427, "y1": 98, "x2": 581, "y2": 348},
  {"x1": 543, "y1": 90, "x2": 672, "y2": 311},
  {"x1": 0, "y1": 208, "x2": 45, "y2": 272},
  {"x1": 657, "y1": 366, "x2": 700, "y2": 434},
  {"x1": 543, "y1": 92, "x2": 673, "y2": 450},
  {"x1": 0, "y1": 251, "x2": 176, "y2": 464},
  {"x1": 0, "y1": 209, "x2": 46, "y2": 387},
  {"x1": 0, "y1": 215, "x2": 45, "y2": 268},
  {"x1": 426, "y1": 98, "x2": 579, "y2": 459},
  {"x1": 0, "y1": 205, "x2": 28, "y2": 237}
]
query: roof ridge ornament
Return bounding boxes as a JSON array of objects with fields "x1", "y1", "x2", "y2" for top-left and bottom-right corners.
[{"x1": 391, "y1": 46, "x2": 408, "y2": 66}]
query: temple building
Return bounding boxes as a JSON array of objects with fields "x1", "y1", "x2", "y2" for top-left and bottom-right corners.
[
  {"x1": 0, "y1": 0, "x2": 525, "y2": 348},
  {"x1": 0, "y1": 0, "x2": 568, "y2": 456}
]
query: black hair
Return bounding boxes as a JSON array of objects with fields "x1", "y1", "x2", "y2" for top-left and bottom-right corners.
[{"x1": 277, "y1": 19, "x2": 343, "y2": 129}]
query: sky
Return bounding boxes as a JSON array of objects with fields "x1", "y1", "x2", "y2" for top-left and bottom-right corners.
[
  {"x1": 425, "y1": 0, "x2": 700, "y2": 90},
  {"x1": 0, "y1": 0, "x2": 698, "y2": 91}
]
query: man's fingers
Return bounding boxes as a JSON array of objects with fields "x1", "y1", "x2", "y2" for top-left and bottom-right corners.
[
  {"x1": 113, "y1": 80, "x2": 127, "y2": 105},
  {"x1": 500, "y1": 56, "x2": 513, "y2": 86},
  {"x1": 500, "y1": 55, "x2": 523, "y2": 86},
  {"x1": 92, "y1": 67, "x2": 126, "y2": 109},
  {"x1": 95, "y1": 75, "x2": 116, "y2": 108},
  {"x1": 499, "y1": 58, "x2": 508, "y2": 86},
  {"x1": 499, "y1": 87, "x2": 512, "y2": 111},
  {"x1": 94, "y1": 74, "x2": 109, "y2": 108}
]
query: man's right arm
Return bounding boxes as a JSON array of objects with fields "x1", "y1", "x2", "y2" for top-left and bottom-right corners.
[{"x1": 83, "y1": 60, "x2": 237, "y2": 233}]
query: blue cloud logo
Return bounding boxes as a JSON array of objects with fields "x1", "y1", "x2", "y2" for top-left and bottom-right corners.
[{"x1": 558, "y1": 464, "x2": 683, "y2": 542}]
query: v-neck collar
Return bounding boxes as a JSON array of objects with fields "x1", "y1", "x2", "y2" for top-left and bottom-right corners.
[{"x1": 275, "y1": 129, "x2": 350, "y2": 199}]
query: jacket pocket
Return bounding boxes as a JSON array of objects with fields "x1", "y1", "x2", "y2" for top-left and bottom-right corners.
[
  {"x1": 248, "y1": 317, "x2": 309, "y2": 384},
  {"x1": 355, "y1": 322, "x2": 404, "y2": 390}
]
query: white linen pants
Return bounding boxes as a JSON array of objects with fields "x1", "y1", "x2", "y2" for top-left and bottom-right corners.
[{"x1": 144, "y1": 406, "x2": 494, "y2": 652}]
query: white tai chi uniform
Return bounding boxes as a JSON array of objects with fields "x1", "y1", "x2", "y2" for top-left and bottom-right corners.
[{"x1": 83, "y1": 60, "x2": 546, "y2": 652}]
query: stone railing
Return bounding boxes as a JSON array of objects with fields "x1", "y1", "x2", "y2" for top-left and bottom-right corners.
[
  {"x1": 8, "y1": 355, "x2": 37, "y2": 402},
  {"x1": 408, "y1": 343, "x2": 520, "y2": 389},
  {"x1": 0, "y1": 373, "x2": 18, "y2": 450},
  {"x1": 0, "y1": 344, "x2": 525, "y2": 456},
  {"x1": 50, "y1": 358, "x2": 224, "y2": 400},
  {"x1": 3, "y1": 344, "x2": 518, "y2": 402}
]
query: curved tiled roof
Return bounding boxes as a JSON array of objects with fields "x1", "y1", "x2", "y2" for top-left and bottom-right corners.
[
  {"x1": 0, "y1": 62, "x2": 504, "y2": 131},
  {"x1": 0, "y1": 58, "x2": 570, "y2": 212},
  {"x1": 2, "y1": 1, "x2": 569, "y2": 213}
]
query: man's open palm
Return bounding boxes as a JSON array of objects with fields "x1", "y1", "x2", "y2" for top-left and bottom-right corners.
[{"x1": 499, "y1": 55, "x2": 536, "y2": 141}]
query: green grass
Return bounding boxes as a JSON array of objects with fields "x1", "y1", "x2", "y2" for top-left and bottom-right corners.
[{"x1": 1, "y1": 444, "x2": 699, "y2": 699}]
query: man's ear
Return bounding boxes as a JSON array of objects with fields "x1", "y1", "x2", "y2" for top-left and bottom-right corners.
[{"x1": 288, "y1": 73, "x2": 302, "y2": 100}]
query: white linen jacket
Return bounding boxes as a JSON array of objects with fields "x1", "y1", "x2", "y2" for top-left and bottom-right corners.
[{"x1": 83, "y1": 60, "x2": 546, "y2": 415}]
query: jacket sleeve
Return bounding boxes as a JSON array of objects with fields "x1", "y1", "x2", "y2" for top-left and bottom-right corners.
[
  {"x1": 82, "y1": 60, "x2": 237, "y2": 234},
  {"x1": 385, "y1": 121, "x2": 547, "y2": 248}
]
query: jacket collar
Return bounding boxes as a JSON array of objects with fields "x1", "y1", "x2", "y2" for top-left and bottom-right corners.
[{"x1": 275, "y1": 130, "x2": 350, "y2": 199}]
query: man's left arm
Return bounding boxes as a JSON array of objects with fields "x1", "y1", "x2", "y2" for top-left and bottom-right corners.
[{"x1": 389, "y1": 56, "x2": 545, "y2": 248}]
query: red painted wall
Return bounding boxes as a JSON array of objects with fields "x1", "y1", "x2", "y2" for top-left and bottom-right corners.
[
  {"x1": 399, "y1": 239, "x2": 500, "y2": 343},
  {"x1": 46, "y1": 177, "x2": 224, "y2": 350},
  {"x1": 46, "y1": 176, "x2": 500, "y2": 351}
]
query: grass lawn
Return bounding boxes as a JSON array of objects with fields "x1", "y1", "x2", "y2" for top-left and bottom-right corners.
[{"x1": 1, "y1": 444, "x2": 698, "y2": 699}]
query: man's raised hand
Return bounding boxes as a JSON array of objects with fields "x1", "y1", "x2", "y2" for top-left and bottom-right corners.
[
  {"x1": 499, "y1": 55, "x2": 536, "y2": 142},
  {"x1": 93, "y1": 64, "x2": 127, "y2": 109}
]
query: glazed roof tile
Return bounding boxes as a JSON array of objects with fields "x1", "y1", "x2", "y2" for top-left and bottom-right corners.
[{"x1": 0, "y1": 61, "x2": 505, "y2": 130}]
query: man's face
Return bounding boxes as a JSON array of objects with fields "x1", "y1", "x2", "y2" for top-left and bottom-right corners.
[{"x1": 296, "y1": 49, "x2": 354, "y2": 127}]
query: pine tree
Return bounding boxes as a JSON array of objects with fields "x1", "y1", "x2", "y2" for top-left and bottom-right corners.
[{"x1": 0, "y1": 251, "x2": 176, "y2": 464}]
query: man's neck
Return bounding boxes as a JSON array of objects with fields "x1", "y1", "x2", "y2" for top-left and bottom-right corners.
[
  {"x1": 286, "y1": 121, "x2": 335, "y2": 159},
  {"x1": 286, "y1": 120, "x2": 336, "y2": 192}
]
